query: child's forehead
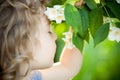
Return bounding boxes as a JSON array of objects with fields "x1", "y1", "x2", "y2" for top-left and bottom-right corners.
[
  {"x1": 37, "y1": 20, "x2": 50, "y2": 31},
  {"x1": 36, "y1": 13, "x2": 50, "y2": 32},
  {"x1": 40, "y1": 17, "x2": 50, "y2": 29}
]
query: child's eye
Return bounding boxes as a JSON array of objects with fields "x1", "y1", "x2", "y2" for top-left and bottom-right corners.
[
  {"x1": 48, "y1": 31, "x2": 57, "y2": 39},
  {"x1": 48, "y1": 31, "x2": 53, "y2": 34}
]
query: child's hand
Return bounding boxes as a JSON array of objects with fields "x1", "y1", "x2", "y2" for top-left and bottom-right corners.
[{"x1": 63, "y1": 46, "x2": 81, "y2": 55}]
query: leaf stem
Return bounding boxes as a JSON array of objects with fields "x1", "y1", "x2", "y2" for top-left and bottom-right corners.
[{"x1": 101, "y1": 1, "x2": 112, "y2": 23}]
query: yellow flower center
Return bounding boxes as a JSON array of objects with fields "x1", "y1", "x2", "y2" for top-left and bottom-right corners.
[
  {"x1": 51, "y1": 9, "x2": 57, "y2": 15},
  {"x1": 57, "y1": 16, "x2": 63, "y2": 20}
]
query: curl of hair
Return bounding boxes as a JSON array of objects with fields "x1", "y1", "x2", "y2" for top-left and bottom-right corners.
[{"x1": 0, "y1": 0, "x2": 48, "y2": 80}]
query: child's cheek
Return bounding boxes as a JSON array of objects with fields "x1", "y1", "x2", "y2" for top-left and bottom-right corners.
[{"x1": 34, "y1": 38, "x2": 41, "y2": 48}]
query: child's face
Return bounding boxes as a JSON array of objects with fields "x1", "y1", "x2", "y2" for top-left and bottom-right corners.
[{"x1": 30, "y1": 18, "x2": 57, "y2": 69}]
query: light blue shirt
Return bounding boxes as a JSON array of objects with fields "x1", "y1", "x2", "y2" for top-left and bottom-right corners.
[{"x1": 30, "y1": 70, "x2": 42, "y2": 80}]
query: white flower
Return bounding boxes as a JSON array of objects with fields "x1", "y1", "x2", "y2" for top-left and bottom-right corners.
[
  {"x1": 108, "y1": 24, "x2": 120, "y2": 42},
  {"x1": 44, "y1": 5, "x2": 65, "y2": 24},
  {"x1": 56, "y1": 14, "x2": 65, "y2": 23},
  {"x1": 44, "y1": 7, "x2": 57, "y2": 20},
  {"x1": 62, "y1": 27, "x2": 74, "y2": 49},
  {"x1": 63, "y1": 31, "x2": 73, "y2": 39},
  {"x1": 116, "y1": 0, "x2": 120, "y2": 4}
]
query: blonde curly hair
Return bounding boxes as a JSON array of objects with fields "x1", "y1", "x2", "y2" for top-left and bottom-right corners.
[{"x1": 0, "y1": 0, "x2": 48, "y2": 80}]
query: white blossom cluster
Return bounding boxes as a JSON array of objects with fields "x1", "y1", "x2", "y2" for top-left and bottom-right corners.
[
  {"x1": 45, "y1": 5, "x2": 65, "y2": 24},
  {"x1": 108, "y1": 23, "x2": 120, "y2": 42}
]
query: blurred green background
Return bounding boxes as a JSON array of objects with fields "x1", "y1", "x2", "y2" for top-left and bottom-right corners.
[
  {"x1": 73, "y1": 38, "x2": 120, "y2": 80},
  {"x1": 55, "y1": 36, "x2": 120, "y2": 80}
]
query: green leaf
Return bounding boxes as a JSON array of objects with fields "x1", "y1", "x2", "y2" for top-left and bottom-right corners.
[
  {"x1": 94, "y1": 23, "x2": 110, "y2": 46},
  {"x1": 86, "y1": 0, "x2": 98, "y2": 10},
  {"x1": 64, "y1": 0, "x2": 78, "y2": 5},
  {"x1": 89, "y1": 8, "x2": 103, "y2": 36},
  {"x1": 72, "y1": 34, "x2": 84, "y2": 52},
  {"x1": 84, "y1": 32, "x2": 90, "y2": 43},
  {"x1": 78, "y1": 7, "x2": 89, "y2": 38},
  {"x1": 106, "y1": 1, "x2": 120, "y2": 20},
  {"x1": 47, "y1": 0, "x2": 67, "y2": 7},
  {"x1": 102, "y1": 6, "x2": 116, "y2": 18},
  {"x1": 64, "y1": 4, "x2": 82, "y2": 33},
  {"x1": 115, "y1": 22, "x2": 120, "y2": 28},
  {"x1": 54, "y1": 39, "x2": 65, "y2": 62}
]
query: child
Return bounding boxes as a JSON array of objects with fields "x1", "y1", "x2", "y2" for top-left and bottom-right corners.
[{"x1": 0, "y1": 0, "x2": 82, "y2": 80}]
